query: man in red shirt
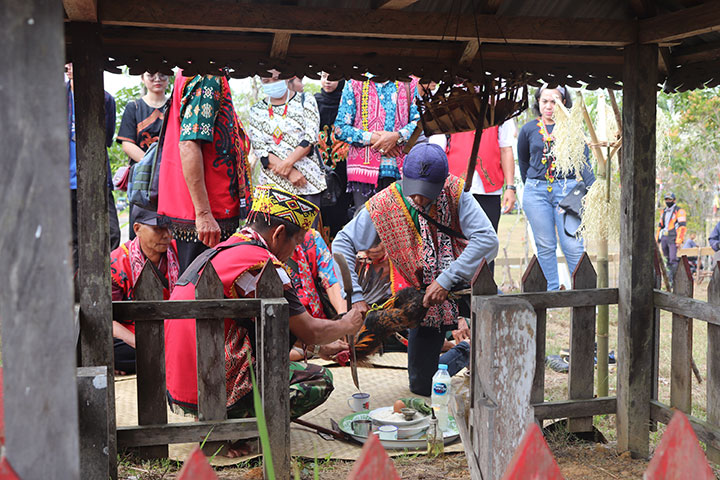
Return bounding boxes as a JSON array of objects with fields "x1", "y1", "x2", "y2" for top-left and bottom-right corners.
[
  {"x1": 164, "y1": 186, "x2": 362, "y2": 454},
  {"x1": 158, "y1": 72, "x2": 253, "y2": 272}
]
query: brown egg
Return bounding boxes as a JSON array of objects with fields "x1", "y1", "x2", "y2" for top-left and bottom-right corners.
[{"x1": 393, "y1": 399, "x2": 406, "y2": 414}]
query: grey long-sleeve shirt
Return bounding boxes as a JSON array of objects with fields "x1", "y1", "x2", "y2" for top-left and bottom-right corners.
[{"x1": 332, "y1": 190, "x2": 499, "y2": 303}]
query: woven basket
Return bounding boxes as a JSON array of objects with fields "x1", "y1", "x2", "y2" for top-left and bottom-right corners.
[
  {"x1": 412, "y1": 76, "x2": 528, "y2": 191},
  {"x1": 417, "y1": 77, "x2": 528, "y2": 136}
]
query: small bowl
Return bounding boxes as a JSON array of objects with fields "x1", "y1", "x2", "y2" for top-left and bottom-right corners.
[{"x1": 400, "y1": 407, "x2": 417, "y2": 421}]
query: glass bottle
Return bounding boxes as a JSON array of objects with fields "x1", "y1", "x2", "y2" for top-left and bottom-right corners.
[{"x1": 426, "y1": 409, "x2": 444, "y2": 458}]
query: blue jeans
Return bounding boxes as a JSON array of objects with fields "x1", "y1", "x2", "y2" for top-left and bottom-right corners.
[
  {"x1": 522, "y1": 178, "x2": 585, "y2": 291},
  {"x1": 438, "y1": 340, "x2": 470, "y2": 377}
]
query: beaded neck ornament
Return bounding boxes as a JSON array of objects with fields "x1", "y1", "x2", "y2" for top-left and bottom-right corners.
[
  {"x1": 360, "y1": 79, "x2": 400, "y2": 164},
  {"x1": 537, "y1": 118, "x2": 556, "y2": 192},
  {"x1": 268, "y1": 95, "x2": 290, "y2": 145}
]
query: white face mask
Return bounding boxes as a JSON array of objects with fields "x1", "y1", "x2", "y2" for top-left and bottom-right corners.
[{"x1": 262, "y1": 80, "x2": 288, "y2": 99}]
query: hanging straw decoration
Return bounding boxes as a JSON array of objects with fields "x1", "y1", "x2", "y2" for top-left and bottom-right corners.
[
  {"x1": 578, "y1": 176, "x2": 621, "y2": 241},
  {"x1": 551, "y1": 99, "x2": 588, "y2": 177},
  {"x1": 604, "y1": 105, "x2": 620, "y2": 143}
]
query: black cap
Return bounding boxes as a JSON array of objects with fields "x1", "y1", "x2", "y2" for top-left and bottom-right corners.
[{"x1": 134, "y1": 207, "x2": 171, "y2": 227}]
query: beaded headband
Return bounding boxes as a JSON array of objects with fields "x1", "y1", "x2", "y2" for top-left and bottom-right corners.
[{"x1": 248, "y1": 185, "x2": 319, "y2": 231}]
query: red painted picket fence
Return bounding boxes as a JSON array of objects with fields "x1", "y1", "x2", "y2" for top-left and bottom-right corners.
[
  {"x1": 501, "y1": 422, "x2": 564, "y2": 480},
  {"x1": 0, "y1": 457, "x2": 20, "y2": 480},
  {"x1": 0, "y1": 367, "x2": 4, "y2": 445},
  {"x1": 644, "y1": 411, "x2": 715, "y2": 480},
  {"x1": 347, "y1": 433, "x2": 401, "y2": 480},
  {"x1": 176, "y1": 446, "x2": 219, "y2": 480},
  {"x1": 498, "y1": 411, "x2": 715, "y2": 480}
]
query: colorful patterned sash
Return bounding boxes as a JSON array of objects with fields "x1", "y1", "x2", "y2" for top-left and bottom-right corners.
[{"x1": 366, "y1": 176, "x2": 466, "y2": 328}]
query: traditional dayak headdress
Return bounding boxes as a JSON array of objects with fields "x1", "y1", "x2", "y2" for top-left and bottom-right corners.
[{"x1": 248, "y1": 185, "x2": 319, "y2": 231}]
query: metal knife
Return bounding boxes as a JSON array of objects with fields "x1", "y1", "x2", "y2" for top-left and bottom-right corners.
[{"x1": 333, "y1": 253, "x2": 360, "y2": 391}]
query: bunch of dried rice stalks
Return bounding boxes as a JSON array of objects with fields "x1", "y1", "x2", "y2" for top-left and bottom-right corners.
[
  {"x1": 551, "y1": 98, "x2": 589, "y2": 177},
  {"x1": 578, "y1": 176, "x2": 621, "y2": 241}
]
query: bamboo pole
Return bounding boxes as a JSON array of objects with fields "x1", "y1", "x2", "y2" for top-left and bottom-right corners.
[
  {"x1": 596, "y1": 92, "x2": 610, "y2": 398},
  {"x1": 576, "y1": 91, "x2": 606, "y2": 167}
]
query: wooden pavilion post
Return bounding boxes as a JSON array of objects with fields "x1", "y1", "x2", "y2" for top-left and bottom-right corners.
[
  {"x1": 0, "y1": 1, "x2": 81, "y2": 478},
  {"x1": 616, "y1": 42, "x2": 658, "y2": 458},
  {"x1": 70, "y1": 21, "x2": 117, "y2": 476}
]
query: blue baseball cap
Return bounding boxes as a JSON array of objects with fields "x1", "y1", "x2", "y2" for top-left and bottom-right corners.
[{"x1": 402, "y1": 143, "x2": 449, "y2": 200}]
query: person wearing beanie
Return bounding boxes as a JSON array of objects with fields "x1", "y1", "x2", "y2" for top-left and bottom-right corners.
[
  {"x1": 332, "y1": 143, "x2": 499, "y2": 396},
  {"x1": 110, "y1": 207, "x2": 180, "y2": 375}
]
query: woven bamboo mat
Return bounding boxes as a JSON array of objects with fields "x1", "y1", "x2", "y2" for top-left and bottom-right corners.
[
  {"x1": 115, "y1": 354, "x2": 463, "y2": 465},
  {"x1": 115, "y1": 374, "x2": 259, "y2": 466},
  {"x1": 312, "y1": 351, "x2": 408, "y2": 370}
]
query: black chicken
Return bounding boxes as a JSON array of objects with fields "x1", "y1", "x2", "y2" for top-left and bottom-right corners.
[{"x1": 353, "y1": 287, "x2": 428, "y2": 360}]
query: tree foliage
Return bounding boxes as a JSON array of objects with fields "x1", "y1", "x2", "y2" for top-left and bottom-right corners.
[{"x1": 657, "y1": 88, "x2": 720, "y2": 236}]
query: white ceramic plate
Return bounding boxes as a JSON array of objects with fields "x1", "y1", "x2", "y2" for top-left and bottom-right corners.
[
  {"x1": 340, "y1": 411, "x2": 460, "y2": 450},
  {"x1": 368, "y1": 406, "x2": 428, "y2": 426}
]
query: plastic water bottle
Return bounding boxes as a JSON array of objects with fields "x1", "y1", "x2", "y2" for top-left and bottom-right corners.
[{"x1": 431, "y1": 363, "x2": 452, "y2": 431}]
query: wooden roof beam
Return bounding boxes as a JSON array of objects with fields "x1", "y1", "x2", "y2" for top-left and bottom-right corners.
[
  {"x1": 270, "y1": 32, "x2": 291, "y2": 59},
  {"x1": 659, "y1": 47, "x2": 673, "y2": 76},
  {"x1": 673, "y1": 40, "x2": 720, "y2": 64},
  {"x1": 483, "y1": 0, "x2": 505, "y2": 14},
  {"x1": 372, "y1": 0, "x2": 420, "y2": 9},
  {"x1": 63, "y1": 0, "x2": 97, "y2": 22},
  {"x1": 629, "y1": 0, "x2": 655, "y2": 18},
  {"x1": 99, "y1": 0, "x2": 636, "y2": 46},
  {"x1": 639, "y1": 0, "x2": 720, "y2": 43}
]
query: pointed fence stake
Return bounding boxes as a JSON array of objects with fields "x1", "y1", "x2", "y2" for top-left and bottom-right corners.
[
  {"x1": 500, "y1": 423, "x2": 564, "y2": 480},
  {"x1": 569, "y1": 253, "x2": 597, "y2": 433},
  {"x1": 644, "y1": 410, "x2": 714, "y2": 480},
  {"x1": 347, "y1": 433, "x2": 400, "y2": 480},
  {"x1": 177, "y1": 446, "x2": 218, "y2": 480},
  {"x1": 194, "y1": 262, "x2": 227, "y2": 456},
  {"x1": 707, "y1": 262, "x2": 720, "y2": 463},
  {"x1": 0, "y1": 456, "x2": 20, "y2": 480},
  {"x1": 522, "y1": 256, "x2": 548, "y2": 408}
]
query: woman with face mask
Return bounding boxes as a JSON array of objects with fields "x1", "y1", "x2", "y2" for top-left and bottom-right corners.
[
  {"x1": 248, "y1": 70, "x2": 326, "y2": 211},
  {"x1": 517, "y1": 85, "x2": 596, "y2": 291}
]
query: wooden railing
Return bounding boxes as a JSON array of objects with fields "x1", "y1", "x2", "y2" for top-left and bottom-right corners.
[
  {"x1": 110, "y1": 259, "x2": 290, "y2": 478},
  {"x1": 472, "y1": 253, "x2": 619, "y2": 431},
  {"x1": 650, "y1": 256, "x2": 720, "y2": 463}
]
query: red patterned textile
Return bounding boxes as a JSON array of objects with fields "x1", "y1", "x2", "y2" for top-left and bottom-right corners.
[
  {"x1": 366, "y1": 177, "x2": 466, "y2": 327},
  {"x1": 164, "y1": 228, "x2": 289, "y2": 411}
]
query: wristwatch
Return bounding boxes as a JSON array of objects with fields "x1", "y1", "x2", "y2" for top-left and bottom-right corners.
[{"x1": 506, "y1": 185, "x2": 517, "y2": 192}]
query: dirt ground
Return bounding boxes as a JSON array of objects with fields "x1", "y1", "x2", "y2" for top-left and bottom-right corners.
[{"x1": 116, "y1": 444, "x2": 651, "y2": 479}]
